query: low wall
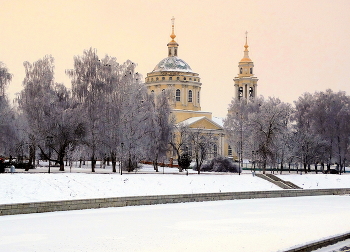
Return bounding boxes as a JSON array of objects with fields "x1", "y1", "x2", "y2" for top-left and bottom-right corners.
[
  {"x1": 1, "y1": 188, "x2": 350, "y2": 216},
  {"x1": 284, "y1": 232, "x2": 350, "y2": 252}
]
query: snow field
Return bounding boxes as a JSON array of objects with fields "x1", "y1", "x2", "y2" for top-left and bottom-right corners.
[{"x1": 0, "y1": 195, "x2": 350, "y2": 252}]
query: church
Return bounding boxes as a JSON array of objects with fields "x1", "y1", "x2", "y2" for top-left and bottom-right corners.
[{"x1": 145, "y1": 18, "x2": 258, "y2": 161}]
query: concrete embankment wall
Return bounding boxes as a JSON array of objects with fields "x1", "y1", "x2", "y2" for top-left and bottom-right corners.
[{"x1": 1, "y1": 188, "x2": 350, "y2": 216}]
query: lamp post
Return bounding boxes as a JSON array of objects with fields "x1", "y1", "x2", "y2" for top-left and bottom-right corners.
[
  {"x1": 46, "y1": 136, "x2": 53, "y2": 173},
  {"x1": 121, "y1": 142, "x2": 124, "y2": 175}
]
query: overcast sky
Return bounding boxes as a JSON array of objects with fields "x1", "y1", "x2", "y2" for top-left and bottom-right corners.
[{"x1": 1, "y1": 0, "x2": 350, "y2": 117}]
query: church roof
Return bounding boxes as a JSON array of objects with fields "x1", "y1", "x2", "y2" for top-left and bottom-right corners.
[
  {"x1": 177, "y1": 116, "x2": 223, "y2": 130},
  {"x1": 152, "y1": 56, "x2": 193, "y2": 73}
]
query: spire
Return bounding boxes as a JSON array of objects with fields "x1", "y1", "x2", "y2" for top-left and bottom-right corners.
[
  {"x1": 240, "y1": 31, "x2": 252, "y2": 62},
  {"x1": 167, "y1": 16, "x2": 179, "y2": 57},
  {"x1": 170, "y1": 16, "x2": 176, "y2": 42}
]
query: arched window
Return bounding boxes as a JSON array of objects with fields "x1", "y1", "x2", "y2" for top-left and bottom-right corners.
[
  {"x1": 176, "y1": 89, "x2": 181, "y2": 101},
  {"x1": 177, "y1": 77, "x2": 180, "y2": 80},
  {"x1": 169, "y1": 77, "x2": 172, "y2": 80},
  {"x1": 156, "y1": 77, "x2": 159, "y2": 81},
  {"x1": 238, "y1": 87, "x2": 243, "y2": 99},
  {"x1": 197, "y1": 91, "x2": 200, "y2": 104},
  {"x1": 250, "y1": 68, "x2": 253, "y2": 74},
  {"x1": 151, "y1": 78, "x2": 154, "y2": 82},
  {"x1": 174, "y1": 48, "x2": 177, "y2": 56},
  {"x1": 184, "y1": 77, "x2": 186, "y2": 80},
  {"x1": 240, "y1": 68, "x2": 243, "y2": 74},
  {"x1": 249, "y1": 87, "x2": 254, "y2": 97},
  {"x1": 162, "y1": 77, "x2": 165, "y2": 80},
  {"x1": 188, "y1": 90, "x2": 193, "y2": 102}
]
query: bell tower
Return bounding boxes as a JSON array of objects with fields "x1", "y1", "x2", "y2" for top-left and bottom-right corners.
[{"x1": 234, "y1": 32, "x2": 258, "y2": 100}]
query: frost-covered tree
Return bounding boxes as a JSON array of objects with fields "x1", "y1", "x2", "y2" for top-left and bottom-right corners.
[
  {"x1": 146, "y1": 90, "x2": 174, "y2": 172},
  {"x1": 0, "y1": 62, "x2": 17, "y2": 157},
  {"x1": 224, "y1": 97, "x2": 293, "y2": 174},
  {"x1": 0, "y1": 62, "x2": 12, "y2": 97},
  {"x1": 67, "y1": 48, "x2": 151, "y2": 172},
  {"x1": 183, "y1": 127, "x2": 218, "y2": 174},
  {"x1": 19, "y1": 55, "x2": 85, "y2": 171},
  {"x1": 294, "y1": 90, "x2": 350, "y2": 173}
]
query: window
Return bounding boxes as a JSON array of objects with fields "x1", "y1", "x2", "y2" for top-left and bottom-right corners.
[
  {"x1": 177, "y1": 77, "x2": 180, "y2": 80},
  {"x1": 188, "y1": 90, "x2": 193, "y2": 102},
  {"x1": 174, "y1": 48, "x2": 177, "y2": 56},
  {"x1": 194, "y1": 78, "x2": 196, "y2": 81},
  {"x1": 184, "y1": 77, "x2": 186, "y2": 80},
  {"x1": 197, "y1": 91, "x2": 200, "y2": 104},
  {"x1": 156, "y1": 77, "x2": 159, "y2": 81},
  {"x1": 169, "y1": 77, "x2": 172, "y2": 80},
  {"x1": 151, "y1": 90, "x2": 154, "y2": 93},
  {"x1": 240, "y1": 68, "x2": 243, "y2": 74},
  {"x1": 151, "y1": 78, "x2": 154, "y2": 82},
  {"x1": 162, "y1": 77, "x2": 165, "y2": 80},
  {"x1": 162, "y1": 89, "x2": 165, "y2": 93},
  {"x1": 168, "y1": 48, "x2": 171, "y2": 56},
  {"x1": 250, "y1": 68, "x2": 253, "y2": 74},
  {"x1": 228, "y1": 145, "x2": 232, "y2": 156},
  {"x1": 249, "y1": 87, "x2": 254, "y2": 97},
  {"x1": 213, "y1": 144, "x2": 218, "y2": 157},
  {"x1": 238, "y1": 87, "x2": 243, "y2": 98},
  {"x1": 189, "y1": 78, "x2": 192, "y2": 80},
  {"x1": 176, "y1": 89, "x2": 181, "y2": 101}
]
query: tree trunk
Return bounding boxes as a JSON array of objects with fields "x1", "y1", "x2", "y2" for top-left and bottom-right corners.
[
  {"x1": 153, "y1": 160, "x2": 159, "y2": 172},
  {"x1": 59, "y1": 160, "x2": 64, "y2": 171},
  {"x1": 91, "y1": 156, "x2": 96, "y2": 172},
  {"x1": 280, "y1": 162, "x2": 283, "y2": 174},
  {"x1": 315, "y1": 163, "x2": 318, "y2": 174}
]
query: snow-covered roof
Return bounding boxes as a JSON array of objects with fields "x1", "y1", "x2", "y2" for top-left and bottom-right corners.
[
  {"x1": 152, "y1": 56, "x2": 193, "y2": 73},
  {"x1": 212, "y1": 116, "x2": 224, "y2": 127},
  {"x1": 177, "y1": 116, "x2": 223, "y2": 130},
  {"x1": 178, "y1": 116, "x2": 206, "y2": 125}
]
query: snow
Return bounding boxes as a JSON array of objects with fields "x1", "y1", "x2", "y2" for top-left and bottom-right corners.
[
  {"x1": 1, "y1": 164, "x2": 350, "y2": 251},
  {"x1": 1, "y1": 195, "x2": 350, "y2": 252},
  {"x1": 0, "y1": 165, "x2": 281, "y2": 204},
  {"x1": 276, "y1": 174, "x2": 350, "y2": 189}
]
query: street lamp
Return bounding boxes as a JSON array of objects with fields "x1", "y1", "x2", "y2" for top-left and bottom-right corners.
[
  {"x1": 121, "y1": 142, "x2": 124, "y2": 175},
  {"x1": 46, "y1": 136, "x2": 53, "y2": 173}
]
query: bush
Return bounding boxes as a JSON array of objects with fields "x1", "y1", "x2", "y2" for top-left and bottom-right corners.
[
  {"x1": 200, "y1": 156, "x2": 241, "y2": 173},
  {"x1": 178, "y1": 153, "x2": 192, "y2": 172}
]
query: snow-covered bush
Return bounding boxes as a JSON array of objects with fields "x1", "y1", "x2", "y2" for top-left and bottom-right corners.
[{"x1": 200, "y1": 156, "x2": 240, "y2": 173}]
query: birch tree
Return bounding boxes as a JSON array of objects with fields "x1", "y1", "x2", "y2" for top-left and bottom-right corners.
[
  {"x1": 19, "y1": 55, "x2": 85, "y2": 171},
  {"x1": 147, "y1": 90, "x2": 174, "y2": 172}
]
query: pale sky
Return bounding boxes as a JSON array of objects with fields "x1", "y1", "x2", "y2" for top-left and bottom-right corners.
[{"x1": 1, "y1": 0, "x2": 350, "y2": 117}]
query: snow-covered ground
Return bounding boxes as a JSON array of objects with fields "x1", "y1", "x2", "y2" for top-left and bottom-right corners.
[
  {"x1": 1, "y1": 195, "x2": 350, "y2": 252},
  {"x1": 1, "y1": 163, "x2": 350, "y2": 251},
  {"x1": 0, "y1": 169, "x2": 280, "y2": 204},
  {"x1": 277, "y1": 174, "x2": 350, "y2": 189},
  {"x1": 1, "y1": 164, "x2": 350, "y2": 204}
]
